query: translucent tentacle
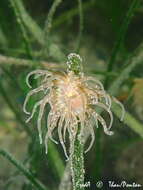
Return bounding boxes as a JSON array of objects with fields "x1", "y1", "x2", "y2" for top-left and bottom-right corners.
[
  {"x1": 45, "y1": 128, "x2": 52, "y2": 155},
  {"x1": 23, "y1": 86, "x2": 44, "y2": 114},
  {"x1": 37, "y1": 95, "x2": 49, "y2": 144},
  {"x1": 58, "y1": 116, "x2": 69, "y2": 160},
  {"x1": 94, "y1": 102, "x2": 113, "y2": 130},
  {"x1": 49, "y1": 129, "x2": 59, "y2": 144},
  {"x1": 45, "y1": 131, "x2": 49, "y2": 154},
  {"x1": 48, "y1": 112, "x2": 59, "y2": 144},
  {"x1": 26, "y1": 70, "x2": 51, "y2": 88},
  {"x1": 87, "y1": 109, "x2": 99, "y2": 128},
  {"x1": 63, "y1": 119, "x2": 69, "y2": 142},
  {"x1": 69, "y1": 114, "x2": 78, "y2": 137},
  {"x1": 26, "y1": 100, "x2": 43, "y2": 123},
  {"x1": 90, "y1": 93, "x2": 98, "y2": 104},
  {"x1": 95, "y1": 117, "x2": 99, "y2": 128},
  {"x1": 93, "y1": 112, "x2": 114, "y2": 135},
  {"x1": 85, "y1": 124, "x2": 95, "y2": 153},
  {"x1": 41, "y1": 73, "x2": 57, "y2": 84},
  {"x1": 85, "y1": 76, "x2": 104, "y2": 90},
  {"x1": 112, "y1": 97, "x2": 125, "y2": 121},
  {"x1": 101, "y1": 93, "x2": 112, "y2": 109},
  {"x1": 106, "y1": 94, "x2": 112, "y2": 109},
  {"x1": 45, "y1": 114, "x2": 59, "y2": 154},
  {"x1": 45, "y1": 117, "x2": 59, "y2": 154}
]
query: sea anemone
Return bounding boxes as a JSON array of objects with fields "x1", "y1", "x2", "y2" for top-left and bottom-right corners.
[{"x1": 23, "y1": 53, "x2": 125, "y2": 159}]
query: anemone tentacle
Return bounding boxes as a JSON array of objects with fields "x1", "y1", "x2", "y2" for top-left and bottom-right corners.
[
  {"x1": 63, "y1": 118, "x2": 69, "y2": 142},
  {"x1": 112, "y1": 97, "x2": 125, "y2": 121},
  {"x1": 26, "y1": 100, "x2": 43, "y2": 123},
  {"x1": 94, "y1": 112, "x2": 114, "y2": 136},
  {"x1": 37, "y1": 95, "x2": 49, "y2": 144},
  {"x1": 94, "y1": 102, "x2": 113, "y2": 130},
  {"x1": 23, "y1": 85, "x2": 46, "y2": 114},
  {"x1": 58, "y1": 116, "x2": 69, "y2": 160},
  {"x1": 85, "y1": 76, "x2": 104, "y2": 90},
  {"x1": 26, "y1": 70, "x2": 51, "y2": 88}
]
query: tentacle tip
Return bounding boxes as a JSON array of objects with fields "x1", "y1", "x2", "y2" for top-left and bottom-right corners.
[
  {"x1": 84, "y1": 150, "x2": 88, "y2": 154},
  {"x1": 26, "y1": 117, "x2": 31, "y2": 123},
  {"x1": 120, "y1": 116, "x2": 125, "y2": 122},
  {"x1": 65, "y1": 157, "x2": 69, "y2": 162},
  {"x1": 25, "y1": 120, "x2": 29, "y2": 123},
  {"x1": 23, "y1": 110, "x2": 31, "y2": 115},
  {"x1": 107, "y1": 131, "x2": 114, "y2": 136},
  {"x1": 26, "y1": 82, "x2": 32, "y2": 89},
  {"x1": 39, "y1": 138, "x2": 43, "y2": 144},
  {"x1": 104, "y1": 129, "x2": 114, "y2": 136},
  {"x1": 53, "y1": 140, "x2": 59, "y2": 145}
]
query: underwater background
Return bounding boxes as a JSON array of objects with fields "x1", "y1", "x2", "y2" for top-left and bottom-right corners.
[{"x1": 0, "y1": 0, "x2": 143, "y2": 189}]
